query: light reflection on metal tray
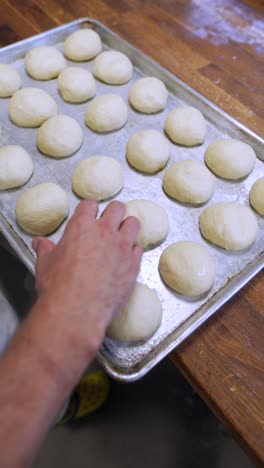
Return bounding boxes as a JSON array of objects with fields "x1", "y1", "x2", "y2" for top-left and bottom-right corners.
[{"x1": 0, "y1": 19, "x2": 263, "y2": 381}]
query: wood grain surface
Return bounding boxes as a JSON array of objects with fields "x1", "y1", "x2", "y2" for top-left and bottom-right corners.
[{"x1": 0, "y1": 0, "x2": 263, "y2": 464}]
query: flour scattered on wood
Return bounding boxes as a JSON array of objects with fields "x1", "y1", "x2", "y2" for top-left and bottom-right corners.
[{"x1": 190, "y1": 0, "x2": 264, "y2": 51}]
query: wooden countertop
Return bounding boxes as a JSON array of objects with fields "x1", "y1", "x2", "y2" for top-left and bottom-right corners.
[{"x1": 0, "y1": 0, "x2": 263, "y2": 464}]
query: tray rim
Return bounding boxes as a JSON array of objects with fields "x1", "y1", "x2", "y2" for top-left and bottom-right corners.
[
  {"x1": 0, "y1": 17, "x2": 263, "y2": 382},
  {"x1": 98, "y1": 252, "x2": 264, "y2": 381}
]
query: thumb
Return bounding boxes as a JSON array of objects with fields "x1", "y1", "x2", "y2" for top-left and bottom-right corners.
[{"x1": 32, "y1": 237, "x2": 55, "y2": 265}]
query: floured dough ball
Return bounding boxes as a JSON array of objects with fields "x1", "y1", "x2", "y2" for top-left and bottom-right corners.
[
  {"x1": 93, "y1": 50, "x2": 133, "y2": 85},
  {"x1": 159, "y1": 241, "x2": 215, "y2": 297},
  {"x1": 9, "y1": 88, "x2": 58, "y2": 127},
  {"x1": 72, "y1": 156, "x2": 123, "y2": 200},
  {"x1": 0, "y1": 145, "x2": 33, "y2": 189},
  {"x1": 200, "y1": 202, "x2": 258, "y2": 250},
  {"x1": 85, "y1": 94, "x2": 127, "y2": 132},
  {"x1": 162, "y1": 160, "x2": 215, "y2": 204},
  {"x1": 58, "y1": 67, "x2": 96, "y2": 103},
  {"x1": 107, "y1": 282, "x2": 162, "y2": 342},
  {"x1": 0, "y1": 64, "x2": 22, "y2": 97},
  {"x1": 64, "y1": 29, "x2": 102, "y2": 61},
  {"x1": 126, "y1": 129, "x2": 170, "y2": 174},
  {"x1": 25, "y1": 46, "x2": 66, "y2": 80},
  {"x1": 16, "y1": 182, "x2": 69, "y2": 235},
  {"x1": 37, "y1": 114, "x2": 83, "y2": 158},
  {"x1": 165, "y1": 106, "x2": 206, "y2": 146},
  {"x1": 250, "y1": 177, "x2": 264, "y2": 216},
  {"x1": 204, "y1": 138, "x2": 256, "y2": 180},
  {"x1": 128, "y1": 77, "x2": 168, "y2": 113},
  {"x1": 124, "y1": 199, "x2": 169, "y2": 249}
]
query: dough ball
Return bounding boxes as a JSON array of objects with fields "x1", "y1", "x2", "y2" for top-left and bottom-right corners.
[
  {"x1": 64, "y1": 29, "x2": 102, "y2": 61},
  {"x1": 58, "y1": 67, "x2": 96, "y2": 103},
  {"x1": 0, "y1": 145, "x2": 33, "y2": 189},
  {"x1": 93, "y1": 50, "x2": 133, "y2": 85},
  {"x1": 204, "y1": 138, "x2": 256, "y2": 180},
  {"x1": 9, "y1": 88, "x2": 58, "y2": 128},
  {"x1": 126, "y1": 129, "x2": 170, "y2": 174},
  {"x1": 107, "y1": 282, "x2": 162, "y2": 342},
  {"x1": 72, "y1": 156, "x2": 123, "y2": 200},
  {"x1": 199, "y1": 202, "x2": 258, "y2": 250},
  {"x1": 16, "y1": 182, "x2": 69, "y2": 235},
  {"x1": 25, "y1": 46, "x2": 66, "y2": 80},
  {"x1": 128, "y1": 77, "x2": 168, "y2": 113},
  {"x1": 37, "y1": 114, "x2": 83, "y2": 158},
  {"x1": 159, "y1": 241, "x2": 215, "y2": 297},
  {"x1": 85, "y1": 94, "x2": 127, "y2": 132},
  {"x1": 250, "y1": 177, "x2": 264, "y2": 216},
  {"x1": 162, "y1": 160, "x2": 215, "y2": 204},
  {"x1": 0, "y1": 64, "x2": 22, "y2": 97},
  {"x1": 124, "y1": 199, "x2": 169, "y2": 249},
  {"x1": 165, "y1": 106, "x2": 206, "y2": 146}
]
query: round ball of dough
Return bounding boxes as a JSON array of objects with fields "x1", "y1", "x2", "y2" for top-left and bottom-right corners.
[
  {"x1": 37, "y1": 114, "x2": 83, "y2": 158},
  {"x1": 15, "y1": 182, "x2": 69, "y2": 235},
  {"x1": 107, "y1": 282, "x2": 162, "y2": 342},
  {"x1": 162, "y1": 160, "x2": 215, "y2": 204},
  {"x1": 128, "y1": 77, "x2": 168, "y2": 113},
  {"x1": 64, "y1": 29, "x2": 102, "y2": 61},
  {"x1": 159, "y1": 241, "x2": 215, "y2": 297},
  {"x1": 199, "y1": 202, "x2": 258, "y2": 250},
  {"x1": 124, "y1": 199, "x2": 169, "y2": 249},
  {"x1": 165, "y1": 106, "x2": 206, "y2": 146},
  {"x1": 25, "y1": 46, "x2": 66, "y2": 80},
  {"x1": 57, "y1": 67, "x2": 96, "y2": 103},
  {"x1": 85, "y1": 94, "x2": 127, "y2": 132},
  {"x1": 9, "y1": 88, "x2": 58, "y2": 128},
  {"x1": 0, "y1": 145, "x2": 33, "y2": 190},
  {"x1": 72, "y1": 156, "x2": 123, "y2": 200},
  {"x1": 204, "y1": 138, "x2": 256, "y2": 180},
  {"x1": 0, "y1": 64, "x2": 22, "y2": 97},
  {"x1": 250, "y1": 177, "x2": 264, "y2": 216},
  {"x1": 126, "y1": 129, "x2": 170, "y2": 174},
  {"x1": 93, "y1": 50, "x2": 133, "y2": 85}
]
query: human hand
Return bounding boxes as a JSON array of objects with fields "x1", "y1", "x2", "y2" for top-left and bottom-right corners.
[{"x1": 32, "y1": 200, "x2": 143, "y2": 352}]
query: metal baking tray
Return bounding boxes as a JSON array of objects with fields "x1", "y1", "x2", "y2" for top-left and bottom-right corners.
[{"x1": 0, "y1": 18, "x2": 263, "y2": 382}]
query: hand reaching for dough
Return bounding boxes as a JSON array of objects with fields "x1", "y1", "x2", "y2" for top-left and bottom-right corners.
[
  {"x1": 0, "y1": 199, "x2": 143, "y2": 468},
  {"x1": 32, "y1": 199, "x2": 143, "y2": 349}
]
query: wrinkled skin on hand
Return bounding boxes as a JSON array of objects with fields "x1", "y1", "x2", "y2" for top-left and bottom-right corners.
[{"x1": 32, "y1": 199, "x2": 143, "y2": 349}]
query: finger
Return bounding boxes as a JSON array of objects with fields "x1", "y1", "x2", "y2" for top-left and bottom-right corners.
[
  {"x1": 32, "y1": 237, "x2": 55, "y2": 269},
  {"x1": 64, "y1": 199, "x2": 98, "y2": 235},
  {"x1": 119, "y1": 216, "x2": 141, "y2": 246},
  {"x1": 72, "y1": 199, "x2": 99, "y2": 221},
  {"x1": 131, "y1": 244, "x2": 144, "y2": 274},
  {"x1": 100, "y1": 201, "x2": 126, "y2": 230},
  {"x1": 133, "y1": 244, "x2": 144, "y2": 260}
]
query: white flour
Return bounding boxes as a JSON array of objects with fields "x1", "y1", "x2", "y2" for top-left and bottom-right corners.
[{"x1": 189, "y1": 0, "x2": 264, "y2": 51}]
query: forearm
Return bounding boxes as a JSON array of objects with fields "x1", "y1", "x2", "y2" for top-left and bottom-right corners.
[
  {"x1": 0, "y1": 200, "x2": 142, "y2": 467},
  {"x1": 0, "y1": 295, "x2": 102, "y2": 468}
]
